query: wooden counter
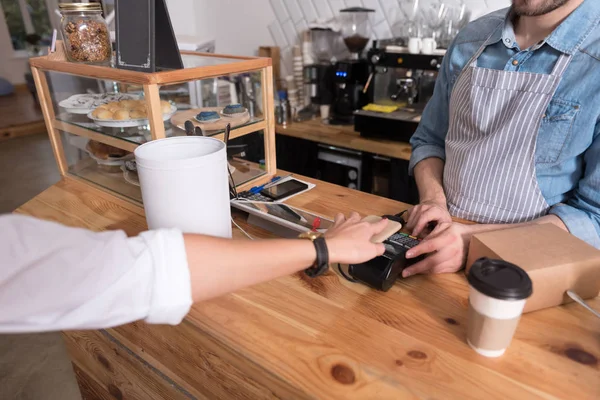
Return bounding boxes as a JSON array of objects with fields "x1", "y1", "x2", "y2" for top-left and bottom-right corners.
[
  {"x1": 15, "y1": 177, "x2": 600, "y2": 400},
  {"x1": 276, "y1": 119, "x2": 412, "y2": 161}
]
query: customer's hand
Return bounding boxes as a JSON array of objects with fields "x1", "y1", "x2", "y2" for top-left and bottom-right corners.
[
  {"x1": 325, "y1": 212, "x2": 388, "y2": 265},
  {"x1": 402, "y1": 222, "x2": 472, "y2": 277},
  {"x1": 405, "y1": 199, "x2": 452, "y2": 237}
]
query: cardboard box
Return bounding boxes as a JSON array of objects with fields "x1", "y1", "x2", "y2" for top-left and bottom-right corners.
[{"x1": 466, "y1": 224, "x2": 600, "y2": 313}]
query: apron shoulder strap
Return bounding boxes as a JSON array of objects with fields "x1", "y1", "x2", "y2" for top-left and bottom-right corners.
[
  {"x1": 550, "y1": 53, "x2": 572, "y2": 77},
  {"x1": 468, "y1": 20, "x2": 505, "y2": 68}
]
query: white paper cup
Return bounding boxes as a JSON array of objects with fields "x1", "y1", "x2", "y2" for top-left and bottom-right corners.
[
  {"x1": 135, "y1": 136, "x2": 232, "y2": 238},
  {"x1": 466, "y1": 258, "x2": 532, "y2": 357}
]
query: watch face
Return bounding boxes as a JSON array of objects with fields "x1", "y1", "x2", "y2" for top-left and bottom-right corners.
[{"x1": 299, "y1": 231, "x2": 322, "y2": 240}]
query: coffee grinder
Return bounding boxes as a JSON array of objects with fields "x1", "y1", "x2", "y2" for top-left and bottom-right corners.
[
  {"x1": 304, "y1": 28, "x2": 336, "y2": 107},
  {"x1": 329, "y1": 7, "x2": 373, "y2": 125}
]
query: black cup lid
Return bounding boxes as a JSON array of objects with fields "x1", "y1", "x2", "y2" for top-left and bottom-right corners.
[{"x1": 467, "y1": 258, "x2": 533, "y2": 300}]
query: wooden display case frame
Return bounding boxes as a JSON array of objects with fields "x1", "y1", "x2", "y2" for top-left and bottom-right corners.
[{"x1": 30, "y1": 46, "x2": 276, "y2": 207}]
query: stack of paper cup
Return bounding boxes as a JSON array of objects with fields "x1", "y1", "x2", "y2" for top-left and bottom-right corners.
[
  {"x1": 286, "y1": 75, "x2": 299, "y2": 116},
  {"x1": 294, "y1": 45, "x2": 305, "y2": 108},
  {"x1": 134, "y1": 136, "x2": 232, "y2": 238}
]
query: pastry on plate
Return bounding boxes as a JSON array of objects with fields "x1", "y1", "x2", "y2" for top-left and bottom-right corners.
[
  {"x1": 119, "y1": 99, "x2": 137, "y2": 109},
  {"x1": 87, "y1": 140, "x2": 129, "y2": 159},
  {"x1": 222, "y1": 103, "x2": 247, "y2": 116},
  {"x1": 130, "y1": 109, "x2": 147, "y2": 119},
  {"x1": 113, "y1": 110, "x2": 130, "y2": 120},
  {"x1": 160, "y1": 100, "x2": 172, "y2": 113},
  {"x1": 89, "y1": 98, "x2": 174, "y2": 122},
  {"x1": 196, "y1": 111, "x2": 220, "y2": 122},
  {"x1": 95, "y1": 109, "x2": 114, "y2": 119}
]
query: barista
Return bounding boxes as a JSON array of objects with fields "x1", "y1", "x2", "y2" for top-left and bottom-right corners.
[{"x1": 403, "y1": 0, "x2": 600, "y2": 277}]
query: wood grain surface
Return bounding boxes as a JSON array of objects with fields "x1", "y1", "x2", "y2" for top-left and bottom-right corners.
[
  {"x1": 15, "y1": 178, "x2": 600, "y2": 400},
  {"x1": 276, "y1": 119, "x2": 413, "y2": 161},
  {"x1": 29, "y1": 53, "x2": 269, "y2": 86}
]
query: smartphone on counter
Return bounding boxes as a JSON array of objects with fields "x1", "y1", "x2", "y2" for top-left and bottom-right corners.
[{"x1": 260, "y1": 179, "x2": 309, "y2": 201}]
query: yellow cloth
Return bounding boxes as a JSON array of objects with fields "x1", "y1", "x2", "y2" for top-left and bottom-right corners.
[{"x1": 362, "y1": 103, "x2": 400, "y2": 113}]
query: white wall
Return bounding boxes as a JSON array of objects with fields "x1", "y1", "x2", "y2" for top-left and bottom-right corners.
[
  {"x1": 0, "y1": 0, "x2": 511, "y2": 84},
  {"x1": 185, "y1": 0, "x2": 277, "y2": 56},
  {"x1": 169, "y1": 0, "x2": 510, "y2": 78}
]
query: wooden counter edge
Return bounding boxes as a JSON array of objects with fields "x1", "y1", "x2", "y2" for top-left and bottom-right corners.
[{"x1": 275, "y1": 121, "x2": 413, "y2": 161}]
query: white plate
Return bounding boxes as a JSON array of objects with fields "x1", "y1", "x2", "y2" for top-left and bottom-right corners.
[
  {"x1": 59, "y1": 93, "x2": 140, "y2": 114},
  {"x1": 87, "y1": 105, "x2": 177, "y2": 128},
  {"x1": 121, "y1": 165, "x2": 140, "y2": 186}
]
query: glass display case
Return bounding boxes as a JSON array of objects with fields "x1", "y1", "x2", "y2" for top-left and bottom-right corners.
[{"x1": 30, "y1": 43, "x2": 276, "y2": 206}]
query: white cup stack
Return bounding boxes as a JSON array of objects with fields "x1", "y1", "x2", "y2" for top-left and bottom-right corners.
[
  {"x1": 286, "y1": 75, "x2": 299, "y2": 117},
  {"x1": 293, "y1": 45, "x2": 304, "y2": 109}
]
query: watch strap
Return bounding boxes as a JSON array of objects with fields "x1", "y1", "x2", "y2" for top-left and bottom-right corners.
[{"x1": 305, "y1": 237, "x2": 329, "y2": 278}]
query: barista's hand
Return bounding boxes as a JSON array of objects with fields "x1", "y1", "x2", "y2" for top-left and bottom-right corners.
[
  {"x1": 325, "y1": 212, "x2": 387, "y2": 265},
  {"x1": 406, "y1": 199, "x2": 452, "y2": 237},
  {"x1": 402, "y1": 222, "x2": 472, "y2": 277}
]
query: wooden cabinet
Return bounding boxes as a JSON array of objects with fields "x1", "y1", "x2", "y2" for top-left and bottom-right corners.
[{"x1": 30, "y1": 44, "x2": 277, "y2": 207}]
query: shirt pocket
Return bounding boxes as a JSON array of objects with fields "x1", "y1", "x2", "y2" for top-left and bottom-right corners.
[{"x1": 535, "y1": 98, "x2": 580, "y2": 164}]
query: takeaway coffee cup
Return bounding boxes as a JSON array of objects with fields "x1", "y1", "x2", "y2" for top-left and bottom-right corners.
[{"x1": 467, "y1": 258, "x2": 533, "y2": 357}]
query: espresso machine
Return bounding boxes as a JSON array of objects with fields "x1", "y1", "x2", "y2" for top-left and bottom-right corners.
[
  {"x1": 354, "y1": 40, "x2": 445, "y2": 142},
  {"x1": 329, "y1": 7, "x2": 374, "y2": 125}
]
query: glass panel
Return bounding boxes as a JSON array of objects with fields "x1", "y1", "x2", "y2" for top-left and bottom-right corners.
[
  {"x1": 228, "y1": 131, "x2": 268, "y2": 188},
  {"x1": 62, "y1": 131, "x2": 142, "y2": 203},
  {"x1": 158, "y1": 70, "x2": 265, "y2": 137},
  {"x1": 62, "y1": 129, "x2": 266, "y2": 203},
  {"x1": 48, "y1": 72, "x2": 174, "y2": 145},
  {"x1": 180, "y1": 54, "x2": 247, "y2": 69}
]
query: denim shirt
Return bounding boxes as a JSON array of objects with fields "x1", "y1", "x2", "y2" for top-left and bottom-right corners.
[{"x1": 409, "y1": 0, "x2": 600, "y2": 248}]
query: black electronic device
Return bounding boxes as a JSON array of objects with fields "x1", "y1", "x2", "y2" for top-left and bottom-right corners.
[
  {"x1": 115, "y1": 0, "x2": 183, "y2": 72},
  {"x1": 304, "y1": 64, "x2": 334, "y2": 106},
  {"x1": 260, "y1": 179, "x2": 309, "y2": 201},
  {"x1": 348, "y1": 232, "x2": 424, "y2": 291},
  {"x1": 329, "y1": 59, "x2": 370, "y2": 125}
]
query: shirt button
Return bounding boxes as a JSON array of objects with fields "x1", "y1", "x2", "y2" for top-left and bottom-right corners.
[{"x1": 512, "y1": 60, "x2": 519, "y2": 66}]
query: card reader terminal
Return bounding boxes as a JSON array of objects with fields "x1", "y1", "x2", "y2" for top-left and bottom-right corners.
[{"x1": 348, "y1": 232, "x2": 425, "y2": 291}]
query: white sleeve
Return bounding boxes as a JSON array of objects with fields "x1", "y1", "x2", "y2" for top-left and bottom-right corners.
[{"x1": 0, "y1": 214, "x2": 192, "y2": 333}]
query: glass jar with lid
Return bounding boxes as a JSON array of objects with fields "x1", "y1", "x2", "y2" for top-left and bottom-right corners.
[{"x1": 59, "y1": 3, "x2": 112, "y2": 64}]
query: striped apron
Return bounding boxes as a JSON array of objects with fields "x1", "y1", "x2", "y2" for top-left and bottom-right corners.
[{"x1": 443, "y1": 33, "x2": 573, "y2": 224}]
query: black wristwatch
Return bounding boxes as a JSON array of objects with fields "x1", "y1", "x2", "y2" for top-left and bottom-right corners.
[{"x1": 298, "y1": 231, "x2": 329, "y2": 277}]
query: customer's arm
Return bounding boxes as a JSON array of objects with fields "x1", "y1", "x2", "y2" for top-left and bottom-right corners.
[{"x1": 0, "y1": 213, "x2": 386, "y2": 333}]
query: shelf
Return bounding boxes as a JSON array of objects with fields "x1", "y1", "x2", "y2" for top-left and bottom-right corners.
[
  {"x1": 30, "y1": 52, "x2": 270, "y2": 85},
  {"x1": 55, "y1": 113, "x2": 267, "y2": 153},
  {"x1": 69, "y1": 158, "x2": 142, "y2": 203},
  {"x1": 67, "y1": 157, "x2": 267, "y2": 207},
  {"x1": 204, "y1": 119, "x2": 267, "y2": 141},
  {"x1": 55, "y1": 113, "x2": 155, "y2": 147}
]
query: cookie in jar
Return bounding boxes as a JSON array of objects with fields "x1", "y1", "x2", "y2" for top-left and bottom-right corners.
[{"x1": 59, "y1": 3, "x2": 112, "y2": 64}]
